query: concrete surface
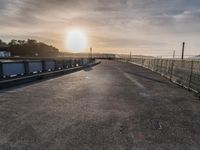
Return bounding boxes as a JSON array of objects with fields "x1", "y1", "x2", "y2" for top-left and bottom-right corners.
[{"x1": 0, "y1": 60, "x2": 200, "y2": 150}]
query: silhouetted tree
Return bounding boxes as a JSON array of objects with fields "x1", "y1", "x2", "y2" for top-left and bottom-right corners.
[
  {"x1": 17, "y1": 40, "x2": 26, "y2": 45},
  {"x1": 8, "y1": 39, "x2": 18, "y2": 46},
  {"x1": 0, "y1": 39, "x2": 60, "y2": 57},
  {"x1": 0, "y1": 39, "x2": 7, "y2": 46}
]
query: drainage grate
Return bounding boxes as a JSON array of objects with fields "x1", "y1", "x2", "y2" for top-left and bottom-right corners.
[{"x1": 151, "y1": 120, "x2": 162, "y2": 130}]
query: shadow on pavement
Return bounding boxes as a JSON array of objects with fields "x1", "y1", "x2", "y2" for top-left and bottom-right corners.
[
  {"x1": 126, "y1": 71, "x2": 169, "y2": 85},
  {"x1": 84, "y1": 67, "x2": 93, "y2": 72},
  {"x1": 0, "y1": 69, "x2": 85, "y2": 93}
]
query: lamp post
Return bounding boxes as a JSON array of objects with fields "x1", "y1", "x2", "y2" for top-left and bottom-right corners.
[
  {"x1": 173, "y1": 50, "x2": 175, "y2": 59},
  {"x1": 181, "y1": 42, "x2": 185, "y2": 60},
  {"x1": 90, "y1": 47, "x2": 93, "y2": 59}
]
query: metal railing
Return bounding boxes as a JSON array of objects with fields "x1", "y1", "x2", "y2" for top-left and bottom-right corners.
[
  {"x1": 0, "y1": 58, "x2": 95, "y2": 80},
  {"x1": 119, "y1": 58, "x2": 200, "y2": 93}
]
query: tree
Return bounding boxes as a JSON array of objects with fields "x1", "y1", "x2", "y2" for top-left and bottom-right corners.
[
  {"x1": 17, "y1": 40, "x2": 25, "y2": 45},
  {"x1": 8, "y1": 40, "x2": 18, "y2": 46},
  {"x1": 27, "y1": 39, "x2": 37, "y2": 45},
  {"x1": 7, "y1": 39, "x2": 60, "y2": 57},
  {"x1": 0, "y1": 39, "x2": 7, "y2": 46}
]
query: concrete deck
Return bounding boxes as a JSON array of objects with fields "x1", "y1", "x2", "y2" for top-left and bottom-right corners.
[{"x1": 0, "y1": 60, "x2": 200, "y2": 150}]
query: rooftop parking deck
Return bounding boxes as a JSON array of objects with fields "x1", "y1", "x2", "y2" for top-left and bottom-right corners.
[{"x1": 0, "y1": 60, "x2": 200, "y2": 150}]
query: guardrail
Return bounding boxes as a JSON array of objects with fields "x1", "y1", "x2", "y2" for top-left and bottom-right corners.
[
  {"x1": 118, "y1": 58, "x2": 200, "y2": 93},
  {"x1": 0, "y1": 58, "x2": 95, "y2": 80}
]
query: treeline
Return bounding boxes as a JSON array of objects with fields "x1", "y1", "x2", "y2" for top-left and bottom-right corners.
[{"x1": 0, "y1": 39, "x2": 60, "y2": 57}]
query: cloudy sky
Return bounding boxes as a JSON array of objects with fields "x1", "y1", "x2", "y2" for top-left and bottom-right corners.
[{"x1": 0, "y1": 0, "x2": 200, "y2": 56}]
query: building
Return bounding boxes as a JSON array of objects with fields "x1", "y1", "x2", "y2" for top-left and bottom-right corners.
[
  {"x1": 0, "y1": 51, "x2": 11, "y2": 57},
  {"x1": 0, "y1": 46, "x2": 10, "y2": 57}
]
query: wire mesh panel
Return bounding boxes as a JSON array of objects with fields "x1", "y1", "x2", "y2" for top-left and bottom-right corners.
[
  {"x1": 157, "y1": 59, "x2": 163, "y2": 73},
  {"x1": 172, "y1": 60, "x2": 192, "y2": 86},
  {"x1": 190, "y1": 61, "x2": 200, "y2": 92},
  {"x1": 153, "y1": 59, "x2": 157, "y2": 71},
  {"x1": 143, "y1": 59, "x2": 150, "y2": 68},
  {"x1": 160, "y1": 60, "x2": 167, "y2": 76},
  {"x1": 161, "y1": 60, "x2": 173, "y2": 78},
  {"x1": 149, "y1": 59, "x2": 154, "y2": 71},
  {"x1": 167, "y1": 60, "x2": 174, "y2": 78},
  {"x1": 127, "y1": 57, "x2": 200, "y2": 93},
  {"x1": 131, "y1": 58, "x2": 141, "y2": 65}
]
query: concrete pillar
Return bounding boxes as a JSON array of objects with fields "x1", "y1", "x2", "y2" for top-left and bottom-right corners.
[
  {"x1": 0, "y1": 62, "x2": 3, "y2": 78},
  {"x1": 62, "y1": 59, "x2": 65, "y2": 69},
  {"x1": 23, "y1": 61, "x2": 29, "y2": 75},
  {"x1": 74, "y1": 59, "x2": 76, "y2": 67},
  {"x1": 78, "y1": 59, "x2": 82, "y2": 66},
  {"x1": 42, "y1": 60, "x2": 46, "y2": 72},
  {"x1": 63, "y1": 60, "x2": 65, "y2": 69},
  {"x1": 68, "y1": 60, "x2": 70, "y2": 68},
  {"x1": 54, "y1": 60, "x2": 58, "y2": 70}
]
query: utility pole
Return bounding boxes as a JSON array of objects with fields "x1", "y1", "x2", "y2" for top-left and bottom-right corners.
[
  {"x1": 130, "y1": 51, "x2": 132, "y2": 59},
  {"x1": 173, "y1": 50, "x2": 176, "y2": 59},
  {"x1": 181, "y1": 42, "x2": 185, "y2": 60}
]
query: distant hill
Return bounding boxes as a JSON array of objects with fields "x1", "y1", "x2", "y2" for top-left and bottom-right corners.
[{"x1": 0, "y1": 39, "x2": 59, "y2": 57}]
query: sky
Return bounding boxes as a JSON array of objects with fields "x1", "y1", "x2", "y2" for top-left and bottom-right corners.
[{"x1": 0, "y1": 0, "x2": 200, "y2": 56}]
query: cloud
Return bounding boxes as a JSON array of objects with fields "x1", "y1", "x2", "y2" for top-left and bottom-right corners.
[{"x1": 0, "y1": 0, "x2": 200, "y2": 55}]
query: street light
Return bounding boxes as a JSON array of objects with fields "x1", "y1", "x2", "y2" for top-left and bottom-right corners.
[{"x1": 90, "y1": 47, "x2": 93, "y2": 59}]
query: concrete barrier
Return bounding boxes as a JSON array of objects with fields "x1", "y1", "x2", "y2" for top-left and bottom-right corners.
[
  {"x1": 0, "y1": 58, "x2": 98, "y2": 89},
  {"x1": 2, "y1": 62, "x2": 25, "y2": 78},
  {"x1": 45, "y1": 61, "x2": 56, "y2": 71},
  {"x1": 28, "y1": 61, "x2": 43, "y2": 74}
]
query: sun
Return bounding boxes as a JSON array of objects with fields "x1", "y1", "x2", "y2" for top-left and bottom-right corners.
[{"x1": 66, "y1": 29, "x2": 87, "y2": 53}]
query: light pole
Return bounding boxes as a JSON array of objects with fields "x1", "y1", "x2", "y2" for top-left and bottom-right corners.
[
  {"x1": 173, "y1": 50, "x2": 176, "y2": 59},
  {"x1": 90, "y1": 47, "x2": 93, "y2": 59},
  {"x1": 181, "y1": 42, "x2": 185, "y2": 60}
]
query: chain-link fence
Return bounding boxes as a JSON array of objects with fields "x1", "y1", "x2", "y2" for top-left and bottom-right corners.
[{"x1": 121, "y1": 58, "x2": 200, "y2": 93}]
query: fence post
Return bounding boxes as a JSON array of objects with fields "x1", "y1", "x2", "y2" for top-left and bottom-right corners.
[
  {"x1": 188, "y1": 61, "x2": 194, "y2": 88},
  {"x1": 24, "y1": 61, "x2": 29, "y2": 75},
  {"x1": 160, "y1": 59, "x2": 163, "y2": 74},
  {"x1": 155, "y1": 59, "x2": 158, "y2": 71},
  {"x1": 153, "y1": 59, "x2": 156, "y2": 71},
  {"x1": 0, "y1": 62, "x2": 3, "y2": 78},
  {"x1": 142, "y1": 59, "x2": 144, "y2": 66},
  {"x1": 170, "y1": 59, "x2": 174, "y2": 81},
  {"x1": 148, "y1": 59, "x2": 150, "y2": 68}
]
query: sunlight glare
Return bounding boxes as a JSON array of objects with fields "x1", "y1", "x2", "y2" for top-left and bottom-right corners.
[{"x1": 66, "y1": 29, "x2": 87, "y2": 53}]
